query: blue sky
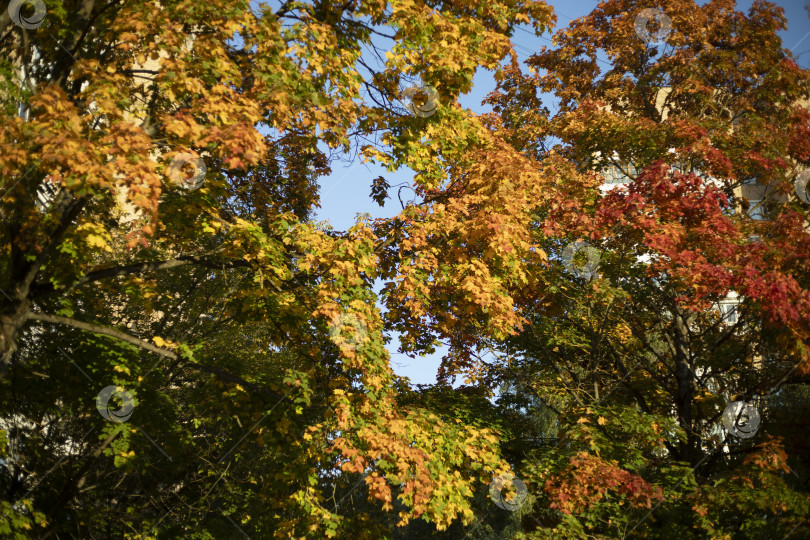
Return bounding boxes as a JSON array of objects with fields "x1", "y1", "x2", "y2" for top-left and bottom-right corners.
[{"x1": 313, "y1": 0, "x2": 810, "y2": 386}]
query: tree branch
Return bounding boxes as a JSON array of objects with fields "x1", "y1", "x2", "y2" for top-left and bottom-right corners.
[
  {"x1": 19, "y1": 195, "x2": 88, "y2": 301},
  {"x1": 32, "y1": 252, "x2": 252, "y2": 298},
  {"x1": 25, "y1": 313, "x2": 286, "y2": 402},
  {"x1": 42, "y1": 428, "x2": 119, "y2": 536},
  {"x1": 26, "y1": 312, "x2": 176, "y2": 359}
]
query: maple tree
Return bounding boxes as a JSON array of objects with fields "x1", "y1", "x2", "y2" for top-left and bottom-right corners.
[
  {"x1": 2, "y1": 0, "x2": 810, "y2": 537},
  {"x1": 0, "y1": 0, "x2": 556, "y2": 537},
  {"x1": 461, "y1": 0, "x2": 810, "y2": 537}
]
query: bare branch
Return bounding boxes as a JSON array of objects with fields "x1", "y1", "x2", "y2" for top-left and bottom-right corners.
[
  {"x1": 32, "y1": 252, "x2": 251, "y2": 298},
  {"x1": 26, "y1": 312, "x2": 286, "y2": 402},
  {"x1": 26, "y1": 312, "x2": 176, "y2": 359}
]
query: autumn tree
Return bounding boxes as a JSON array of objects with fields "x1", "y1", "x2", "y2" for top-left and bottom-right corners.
[
  {"x1": 0, "y1": 0, "x2": 559, "y2": 537},
  {"x1": 5, "y1": 0, "x2": 809, "y2": 537},
  {"x1": 466, "y1": 0, "x2": 810, "y2": 537}
]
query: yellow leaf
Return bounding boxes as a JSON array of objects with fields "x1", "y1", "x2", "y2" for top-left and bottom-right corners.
[
  {"x1": 153, "y1": 336, "x2": 166, "y2": 347},
  {"x1": 86, "y1": 234, "x2": 111, "y2": 251}
]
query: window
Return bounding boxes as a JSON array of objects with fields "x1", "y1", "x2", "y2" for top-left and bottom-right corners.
[
  {"x1": 718, "y1": 303, "x2": 738, "y2": 325},
  {"x1": 747, "y1": 199, "x2": 764, "y2": 220},
  {"x1": 35, "y1": 181, "x2": 62, "y2": 213},
  {"x1": 17, "y1": 102, "x2": 29, "y2": 121},
  {"x1": 601, "y1": 164, "x2": 638, "y2": 184}
]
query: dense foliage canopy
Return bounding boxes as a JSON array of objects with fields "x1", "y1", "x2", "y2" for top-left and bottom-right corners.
[{"x1": 0, "y1": 0, "x2": 808, "y2": 538}]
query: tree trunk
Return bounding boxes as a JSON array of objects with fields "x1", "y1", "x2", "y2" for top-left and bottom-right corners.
[
  {"x1": 673, "y1": 308, "x2": 697, "y2": 466},
  {"x1": 0, "y1": 297, "x2": 31, "y2": 373}
]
